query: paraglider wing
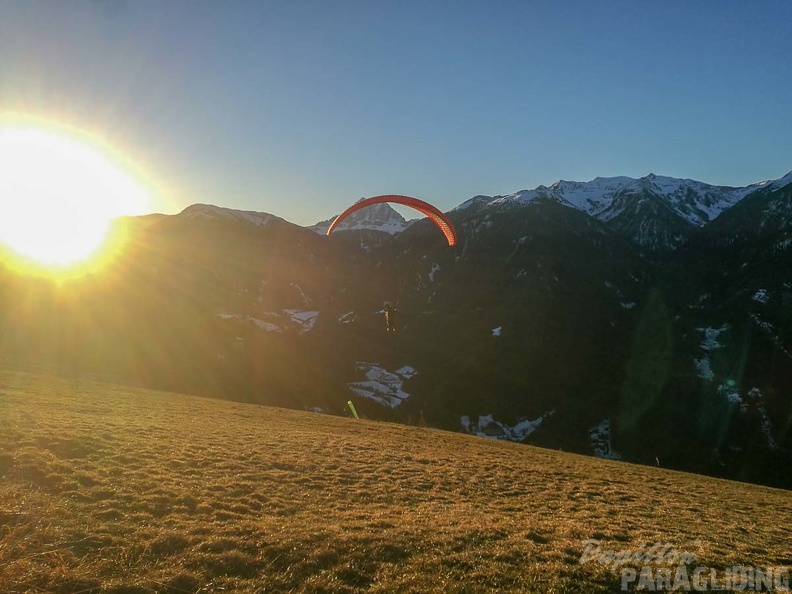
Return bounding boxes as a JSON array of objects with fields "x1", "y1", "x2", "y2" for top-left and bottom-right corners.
[{"x1": 326, "y1": 195, "x2": 457, "y2": 246}]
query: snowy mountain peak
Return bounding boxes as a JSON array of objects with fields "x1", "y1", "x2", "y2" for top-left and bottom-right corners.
[
  {"x1": 309, "y1": 201, "x2": 410, "y2": 235},
  {"x1": 453, "y1": 195, "x2": 496, "y2": 211},
  {"x1": 767, "y1": 171, "x2": 792, "y2": 192},
  {"x1": 466, "y1": 172, "x2": 792, "y2": 229},
  {"x1": 178, "y1": 204, "x2": 280, "y2": 227}
]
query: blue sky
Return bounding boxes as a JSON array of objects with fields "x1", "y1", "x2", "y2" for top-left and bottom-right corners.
[{"x1": 1, "y1": 0, "x2": 790, "y2": 225}]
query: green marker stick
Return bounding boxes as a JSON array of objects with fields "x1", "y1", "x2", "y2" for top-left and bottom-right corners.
[{"x1": 347, "y1": 400, "x2": 359, "y2": 419}]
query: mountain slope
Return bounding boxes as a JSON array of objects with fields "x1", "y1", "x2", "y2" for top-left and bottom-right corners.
[
  {"x1": 372, "y1": 197, "x2": 647, "y2": 434},
  {"x1": 646, "y1": 178, "x2": 792, "y2": 478}
]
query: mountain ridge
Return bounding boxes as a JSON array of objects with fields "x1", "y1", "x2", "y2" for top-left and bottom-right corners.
[
  {"x1": 456, "y1": 172, "x2": 792, "y2": 250},
  {"x1": 141, "y1": 171, "x2": 792, "y2": 247},
  {"x1": 463, "y1": 171, "x2": 791, "y2": 222}
]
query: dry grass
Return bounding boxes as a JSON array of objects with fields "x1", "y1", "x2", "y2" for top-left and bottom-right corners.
[{"x1": 0, "y1": 364, "x2": 789, "y2": 593}]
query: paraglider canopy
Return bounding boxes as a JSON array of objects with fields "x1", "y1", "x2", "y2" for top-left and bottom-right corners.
[{"x1": 326, "y1": 195, "x2": 457, "y2": 246}]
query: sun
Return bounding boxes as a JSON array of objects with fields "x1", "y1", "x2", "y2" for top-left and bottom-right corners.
[{"x1": 0, "y1": 122, "x2": 153, "y2": 273}]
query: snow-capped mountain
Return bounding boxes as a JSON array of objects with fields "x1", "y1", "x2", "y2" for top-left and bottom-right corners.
[
  {"x1": 310, "y1": 201, "x2": 412, "y2": 235},
  {"x1": 760, "y1": 170, "x2": 792, "y2": 193},
  {"x1": 463, "y1": 173, "x2": 774, "y2": 224},
  {"x1": 309, "y1": 172, "x2": 792, "y2": 251},
  {"x1": 177, "y1": 203, "x2": 283, "y2": 227},
  {"x1": 457, "y1": 173, "x2": 792, "y2": 250}
]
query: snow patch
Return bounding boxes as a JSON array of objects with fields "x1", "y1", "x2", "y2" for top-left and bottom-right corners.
[
  {"x1": 348, "y1": 363, "x2": 416, "y2": 408},
  {"x1": 750, "y1": 313, "x2": 792, "y2": 359},
  {"x1": 460, "y1": 412, "x2": 551, "y2": 442},
  {"x1": 394, "y1": 365, "x2": 418, "y2": 379},
  {"x1": 337, "y1": 311, "x2": 356, "y2": 324},
  {"x1": 717, "y1": 382, "x2": 742, "y2": 406},
  {"x1": 745, "y1": 388, "x2": 778, "y2": 450},
  {"x1": 219, "y1": 310, "x2": 319, "y2": 334},
  {"x1": 688, "y1": 294, "x2": 709, "y2": 310},
  {"x1": 284, "y1": 309, "x2": 319, "y2": 334},
  {"x1": 776, "y1": 238, "x2": 792, "y2": 251},
  {"x1": 218, "y1": 313, "x2": 283, "y2": 333},
  {"x1": 694, "y1": 326, "x2": 727, "y2": 381},
  {"x1": 428, "y1": 263, "x2": 440, "y2": 282},
  {"x1": 291, "y1": 283, "x2": 311, "y2": 307},
  {"x1": 249, "y1": 318, "x2": 283, "y2": 332},
  {"x1": 590, "y1": 419, "x2": 622, "y2": 460},
  {"x1": 758, "y1": 404, "x2": 778, "y2": 451}
]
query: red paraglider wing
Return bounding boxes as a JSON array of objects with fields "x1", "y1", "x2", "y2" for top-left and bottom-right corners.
[{"x1": 326, "y1": 195, "x2": 457, "y2": 246}]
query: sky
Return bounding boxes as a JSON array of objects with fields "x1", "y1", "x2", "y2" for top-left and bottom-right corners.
[{"x1": 1, "y1": 0, "x2": 791, "y2": 225}]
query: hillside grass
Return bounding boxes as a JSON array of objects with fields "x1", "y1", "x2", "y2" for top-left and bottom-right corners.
[{"x1": 0, "y1": 364, "x2": 789, "y2": 593}]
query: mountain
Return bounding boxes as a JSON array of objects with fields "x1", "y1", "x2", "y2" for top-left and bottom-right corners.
[
  {"x1": 455, "y1": 173, "x2": 782, "y2": 250},
  {"x1": 176, "y1": 203, "x2": 285, "y2": 227},
  {"x1": 312, "y1": 173, "x2": 792, "y2": 251},
  {"x1": 1, "y1": 170, "x2": 791, "y2": 489},
  {"x1": 309, "y1": 201, "x2": 411, "y2": 235},
  {"x1": 654, "y1": 178, "x2": 792, "y2": 478}
]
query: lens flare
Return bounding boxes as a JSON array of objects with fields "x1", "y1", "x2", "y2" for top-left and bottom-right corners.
[{"x1": 0, "y1": 119, "x2": 154, "y2": 277}]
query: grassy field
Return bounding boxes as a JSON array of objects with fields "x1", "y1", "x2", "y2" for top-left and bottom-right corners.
[{"x1": 0, "y1": 365, "x2": 789, "y2": 593}]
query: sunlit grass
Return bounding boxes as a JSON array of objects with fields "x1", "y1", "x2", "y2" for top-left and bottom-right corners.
[{"x1": 0, "y1": 364, "x2": 789, "y2": 592}]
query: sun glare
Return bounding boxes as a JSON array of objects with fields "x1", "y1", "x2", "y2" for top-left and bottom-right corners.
[{"x1": 0, "y1": 122, "x2": 153, "y2": 275}]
